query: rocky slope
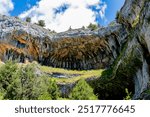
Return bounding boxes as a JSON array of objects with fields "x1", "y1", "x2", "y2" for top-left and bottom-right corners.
[{"x1": 0, "y1": 0, "x2": 150, "y2": 99}]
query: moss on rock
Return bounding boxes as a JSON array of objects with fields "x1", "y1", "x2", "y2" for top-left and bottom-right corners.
[{"x1": 94, "y1": 39, "x2": 143, "y2": 99}]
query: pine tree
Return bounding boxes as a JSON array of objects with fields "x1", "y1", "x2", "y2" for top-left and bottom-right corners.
[
  {"x1": 69, "y1": 79, "x2": 97, "y2": 100},
  {"x1": 48, "y1": 79, "x2": 60, "y2": 100},
  {"x1": 87, "y1": 23, "x2": 98, "y2": 31},
  {"x1": 0, "y1": 61, "x2": 17, "y2": 91},
  {"x1": 5, "y1": 63, "x2": 46, "y2": 100}
]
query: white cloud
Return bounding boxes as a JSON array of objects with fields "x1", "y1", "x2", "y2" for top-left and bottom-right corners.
[
  {"x1": 0, "y1": 0, "x2": 14, "y2": 15},
  {"x1": 99, "y1": 4, "x2": 107, "y2": 19},
  {"x1": 19, "y1": 0, "x2": 107, "y2": 32}
]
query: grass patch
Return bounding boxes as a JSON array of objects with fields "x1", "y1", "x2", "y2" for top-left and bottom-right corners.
[{"x1": 40, "y1": 65, "x2": 104, "y2": 83}]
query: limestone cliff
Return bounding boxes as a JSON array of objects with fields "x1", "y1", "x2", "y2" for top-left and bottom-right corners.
[
  {"x1": 0, "y1": 0, "x2": 150, "y2": 99},
  {"x1": 0, "y1": 14, "x2": 127, "y2": 70},
  {"x1": 116, "y1": 0, "x2": 150, "y2": 99},
  {"x1": 94, "y1": 0, "x2": 150, "y2": 99}
]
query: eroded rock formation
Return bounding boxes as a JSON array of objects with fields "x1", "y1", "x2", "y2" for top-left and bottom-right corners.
[{"x1": 0, "y1": 14, "x2": 128, "y2": 70}]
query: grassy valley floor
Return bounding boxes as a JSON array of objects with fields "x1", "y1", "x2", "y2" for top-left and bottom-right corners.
[{"x1": 40, "y1": 65, "x2": 104, "y2": 84}]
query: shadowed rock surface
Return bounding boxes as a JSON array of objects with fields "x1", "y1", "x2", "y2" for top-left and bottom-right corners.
[{"x1": 94, "y1": 0, "x2": 150, "y2": 99}]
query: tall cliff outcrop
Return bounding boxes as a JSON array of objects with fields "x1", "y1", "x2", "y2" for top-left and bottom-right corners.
[
  {"x1": 0, "y1": 14, "x2": 127, "y2": 70},
  {"x1": 115, "y1": 0, "x2": 150, "y2": 99},
  {"x1": 94, "y1": 0, "x2": 150, "y2": 99},
  {"x1": 0, "y1": 0, "x2": 150, "y2": 99}
]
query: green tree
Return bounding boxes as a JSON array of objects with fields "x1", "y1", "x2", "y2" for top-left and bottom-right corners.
[
  {"x1": 38, "y1": 20, "x2": 45, "y2": 27},
  {"x1": 38, "y1": 91, "x2": 51, "y2": 100},
  {"x1": 68, "y1": 26, "x2": 72, "y2": 31},
  {"x1": 52, "y1": 30, "x2": 56, "y2": 33},
  {"x1": 37, "y1": 76, "x2": 52, "y2": 100},
  {"x1": 26, "y1": 17, "x2": 31, "y2": 23},
  {"x1": 0, "y1": 61, "x2": 17, "y2": 91},
  {"x1": 81, "y1": 26, "x2": 85, "y2": 30},
  {"x1": 0, "y1": 93, "x2": 4, "y2": 100},
  {"x1": 0, "y1": 61, "x2": 18, "y2": 99},
  {"x1": 0, "y1": 86, "x2": 5, "y2": 100},
  {"x1": 13, "y1": 64, "x2": 49, "y2": 100},
  {"x1": 116, "y1": 11, "x2": 120, "y2": 20},
  {"x1": 69, "y1": 79, "x2": 97, "y2": 100},
  {"x1": 5, "y1": 63, "x2": 49, "y2": 100},
  {"x1": 16, "y1": 65, "x2": 36, "y2": 99},
  {"x1": 0, "y1": 61, "x2": 59, "y2": 100},
  {"x1": 3, "y1": 64, "x2": 35, "y2": 100},
  {"x1": 48, "y1": 79, "x2": 60, "y2": 100},
  {"x1": 87, "y1": 23, "x2": 98, "y2": 31}
]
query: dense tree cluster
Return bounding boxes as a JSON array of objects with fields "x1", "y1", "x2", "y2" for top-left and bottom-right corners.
[
  {"x1": 0, "y1": 61, "x2": 59, "y2": 100},
  {"x1": 0, "y1": 61, "x2": 97, "y2": 100}
]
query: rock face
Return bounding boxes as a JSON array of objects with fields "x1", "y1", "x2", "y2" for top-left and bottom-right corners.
[
  {"x1": 0, "y1": 15, "x2": 127, "y2": 70},
  {"x1": 94, "y1": 0, "x2": 150, "y2": 99},
  {"x1": 117, "y1": 0, "x2": 150, "y2": 99},
  {"x1": 0, "y1": 0, "x2": 150, "y2": 99}
]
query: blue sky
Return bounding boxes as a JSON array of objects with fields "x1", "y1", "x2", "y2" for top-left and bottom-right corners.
[
  {"x1": 100, "y1": 0, "x2": 125, "y2": 25},
  {"x1": 0, "y1": 0, "x2": 125, "y2": 32},
  {"x1": 10, "y1": 0, "x2": 39, "y2": 16}
]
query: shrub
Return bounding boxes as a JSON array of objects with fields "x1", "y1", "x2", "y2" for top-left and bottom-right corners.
[
  {"x1": 26, "y1": 17, "x2": 31, "y2": 23},
  {"x1": 69, "y1": 79, "x2": 97, "y2": 100},
  {"x1": 51, "y1": 30, "x2": 56, "y2": 33},
  {"x1": 38, "y1": 92, "x2": 51, "y2": 100},
  {"x1": 68, "y1": 26, "x2": 72, "y2": 31},
  {"x1": 38, "y1": 20, "x2": 45, "y2": 27},
  {"x1": 87, "y1": 23, "x2": 98, "y2": 31},
  {"x1": 81, "y1": 26, "x2": 85, "y2": 29}
]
